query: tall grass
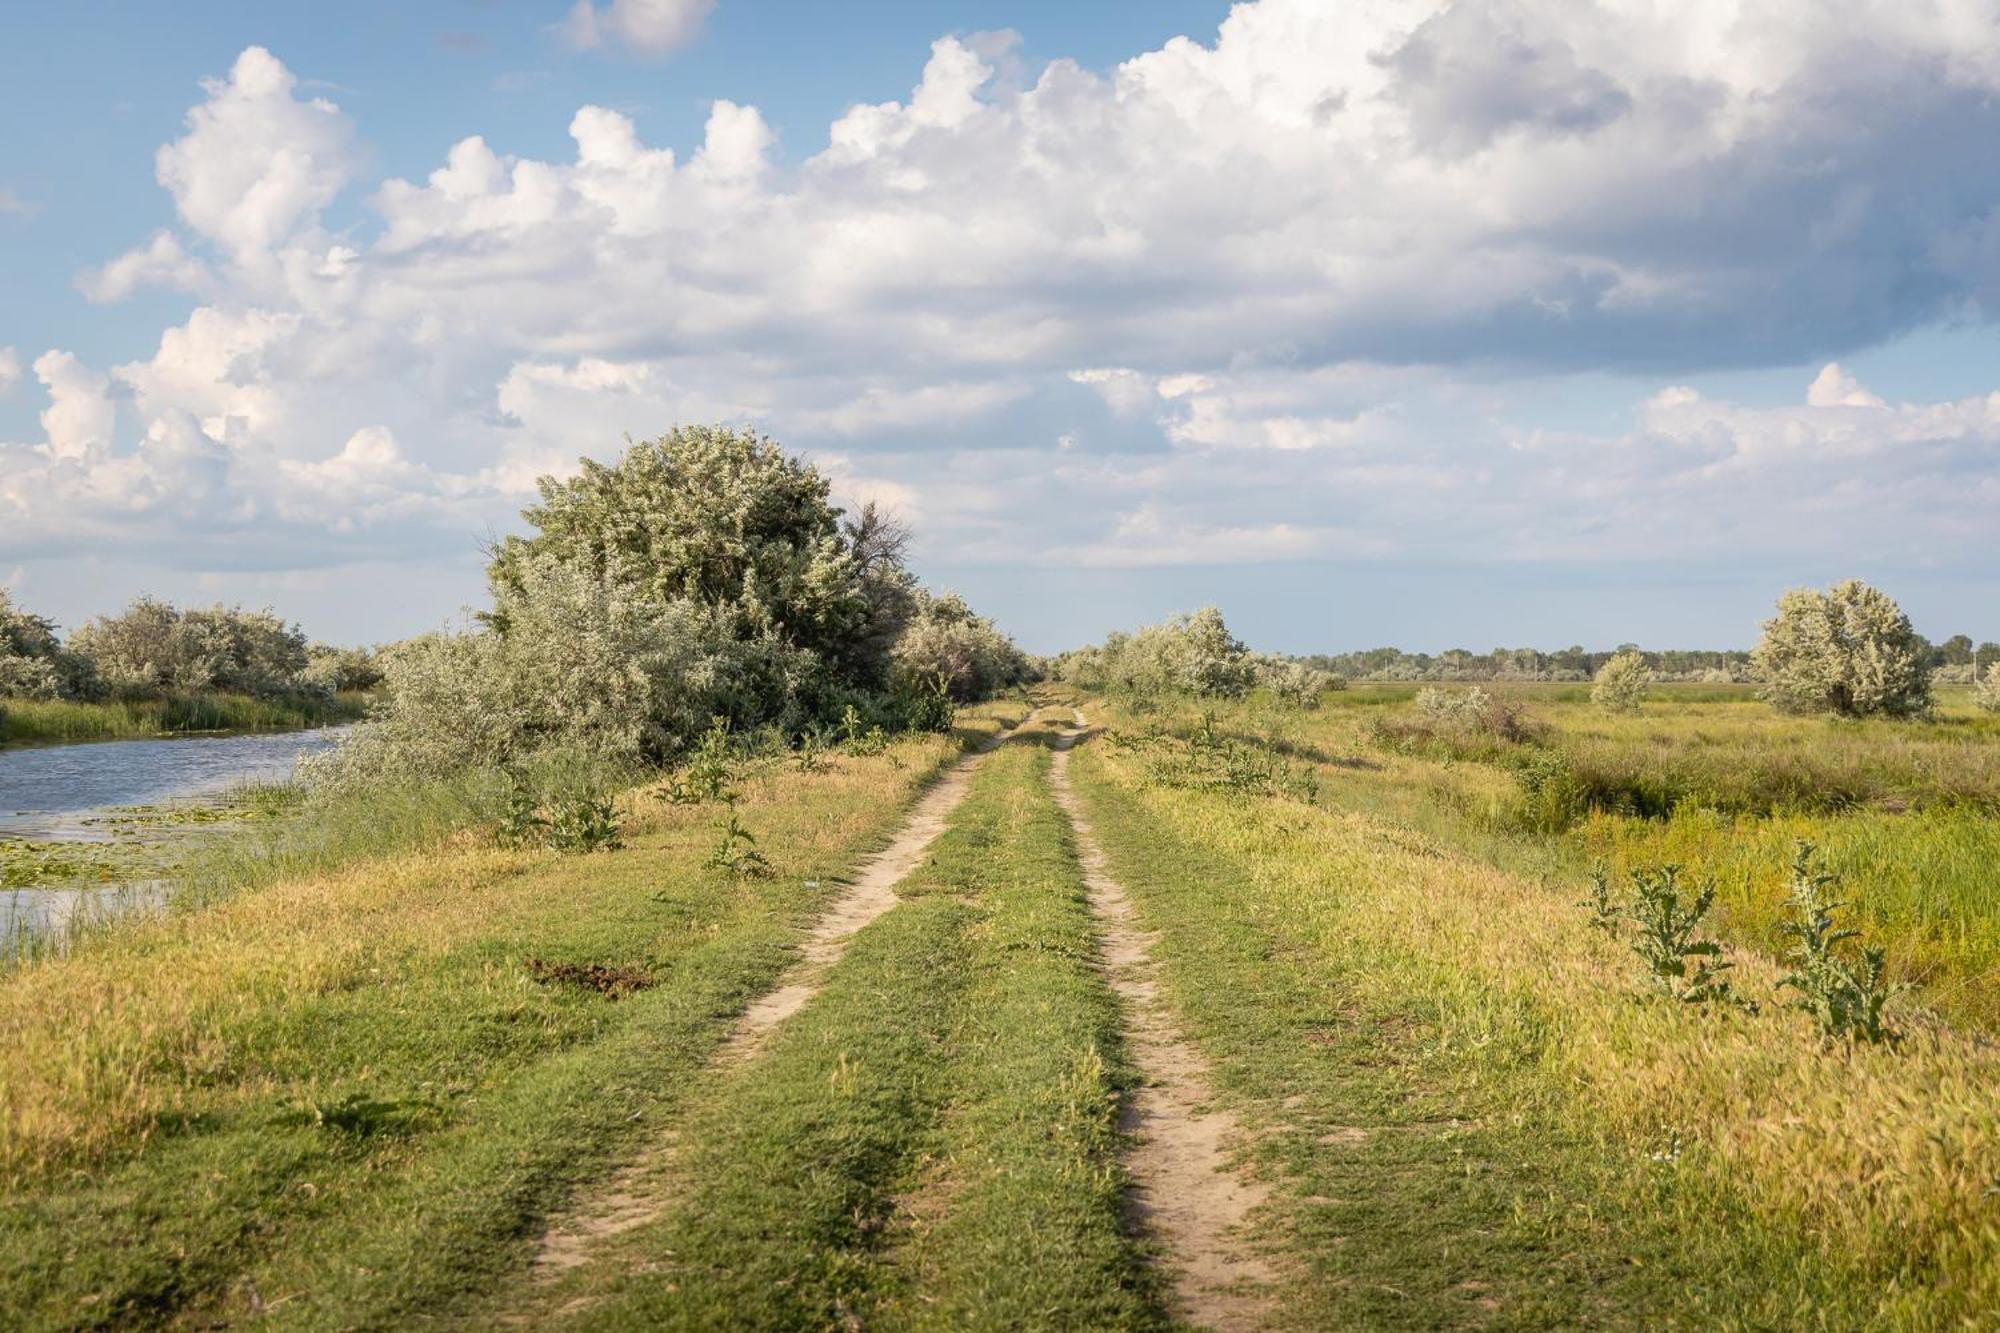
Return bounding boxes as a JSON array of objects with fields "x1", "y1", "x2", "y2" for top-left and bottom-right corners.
[{"x1": 0, "y1": 692, "x2": 370, "y2": 748}]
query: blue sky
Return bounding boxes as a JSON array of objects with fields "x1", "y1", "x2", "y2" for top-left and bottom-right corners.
[{"x1": 4, "y1": 1, "x2": 1998, "y2": 653}]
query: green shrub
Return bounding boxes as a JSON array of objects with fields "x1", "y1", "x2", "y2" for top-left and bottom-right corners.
[
  {"x1": 1513, "y1": 749, "x2": 1587, "y2": 832},
  {"x1": 1590, "y1": 650, "x2": 1651, "y2": 714},
  {"x1": 1752, "y1": 580, "x2": 1932, "y2": 717}
]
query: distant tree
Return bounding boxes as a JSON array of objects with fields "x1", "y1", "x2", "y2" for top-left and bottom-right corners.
[
  {"x1": 1751, "y1": 581, "x2": 1932, "y2": 718},
  {"x1": 890, "y1": 589, "x2": 1028, "y2": 702},
  {"x1": 1591, "y1": 650, "x2": 1652, "y2": 714},
  {"x1": 68, "y1": 598, "x2": 308, "y2": 699},
  {"x1": 1976, "y1": 662, "x2": 2000, "y2": 715},
  {"x1": 1940, "y1": 634, "x2": 1976, "y2": 666}
]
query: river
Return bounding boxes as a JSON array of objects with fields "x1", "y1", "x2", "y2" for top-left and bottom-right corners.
[{"x1": 1, "y1": 727, "x2": 345, "y2": 944}]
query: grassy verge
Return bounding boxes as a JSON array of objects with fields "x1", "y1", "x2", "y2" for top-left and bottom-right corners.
[
  {"x1": 1066, "y1": 715, "x2": 2000, "y2": 1328},
  {"x1": 0, "y1": 692, "x2": 370, "y2": 748},
  {"x1": 505, "y1": 722, "x2": 1163, "y2": 1330},
  {"x1": 1146, "y1": 688, "x2": 2000, "y2": 1030},
  {"x1": 0, "y1": 703, "x2": 1024, "y2": 1330}
]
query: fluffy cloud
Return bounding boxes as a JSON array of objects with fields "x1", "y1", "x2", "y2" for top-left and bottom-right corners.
[
  {"x1": 79, "y1": 231, "x2": 211, "y2": 304},
  {"x1": 561, "y1": 0, "x2": 714, "y2": 56},
  {"x1": 8, "y1": 3, "x2": 2000, "y2": 621},
  {"x1": 0, "y1": 348, "x2": 20, "y2": 397}
]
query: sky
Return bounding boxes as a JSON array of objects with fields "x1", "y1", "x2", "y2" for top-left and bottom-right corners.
[{"x1": 3, "y1": 0, "x2": 1999, "y2": 655}]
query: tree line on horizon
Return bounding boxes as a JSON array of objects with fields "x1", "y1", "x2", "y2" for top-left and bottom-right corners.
[{"x1": 1286, "y1": 630, "x2": 1997, "y2": 686}]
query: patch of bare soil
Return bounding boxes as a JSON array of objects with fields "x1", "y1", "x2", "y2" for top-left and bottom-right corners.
[
  {"x1": 507, "y1": 714, "x2": 1035, "y2": 1306},
  {"x1": 1050, "y1": 715, "x2": 1278, "y2": 1332}
]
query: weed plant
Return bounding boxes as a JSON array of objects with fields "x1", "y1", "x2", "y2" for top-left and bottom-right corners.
[{"x1": 1775, "y1": 842, "x2": 1904, "y2": 1044}]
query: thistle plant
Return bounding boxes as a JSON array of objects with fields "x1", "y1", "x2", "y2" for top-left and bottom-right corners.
[
  {"x1": 1579, "y1": 865, "x2": 1621, "y2": 935},
  {"x1": 659, "y1": 715, "x2": 740, "y2": 805},
  {"x1": 497, "y1": 769, "x2": 547, "y2": 849},
  {"x1": 706, "y1": 805, "x2": 772, "y2": 877},
  {"x1": 1622, "y1": 865, "x2": 1746, "y2": 1008},
  {"x1": 544, "y1": 792, "x2": 623, "y2": 853},
  {"x1": 1775, "y1": 841, "x2": 1905, "y2": 1044}
]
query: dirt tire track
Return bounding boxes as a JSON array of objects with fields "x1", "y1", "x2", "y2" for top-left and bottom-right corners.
[
  {"x1": 510, "y1": 712, "x2": 1038, "y2": 1298},
  {"x1": 1050, "y1": 713, "x2": 1277, "y2": 1332}
]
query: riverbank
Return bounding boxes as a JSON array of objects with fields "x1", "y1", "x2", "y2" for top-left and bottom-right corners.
[
  {"x1": 0, "y1": 700, "x2": 1030, "y2": 1328},
  {"x1": 0, "y1": 693, "x2": 370, "y2": 749}
]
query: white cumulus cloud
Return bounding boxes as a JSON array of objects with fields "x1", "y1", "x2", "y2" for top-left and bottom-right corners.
[
  {"x1": 7, "y1": 4, "x2": 2000, "y2": 621},
  {"x1": 562, "y1": 0, "x2": 714, "y2": 56}
]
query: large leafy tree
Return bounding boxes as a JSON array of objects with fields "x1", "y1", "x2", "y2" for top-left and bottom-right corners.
[
  {"x1": 1752, "y1": 580, "x2": 1932, "y2": 718},
  {"x1": 488, "y1": 426, "x2": 901, "y2": 683}
]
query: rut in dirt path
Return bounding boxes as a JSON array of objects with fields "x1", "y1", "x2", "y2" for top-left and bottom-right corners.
[
  {"x1": 513, "y1": 713, "x2": 1039, "y2": 1293},
  {"x1": 1050, "y1": 716, "x2": 1277, "y2": 1333}
]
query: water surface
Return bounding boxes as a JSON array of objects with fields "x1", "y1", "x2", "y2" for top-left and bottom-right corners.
[
  {"x1": 0, "y1": 728, "x2": 343, "y2": 841},
  {"x1": 2, "y1": 727, "x2": 344, "y2": 947}
]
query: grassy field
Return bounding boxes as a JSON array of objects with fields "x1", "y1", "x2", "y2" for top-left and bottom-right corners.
[
  {"x1": 1067, "y1": 696, "x2": 1997, "y2": 1327},
  {"x1": 0, "y1": 692, "x2": 371, "y2": 748},
  {"x1": 1, "y1": 687, "x2": 1994, "y2": 1328},
  {"x1": 1192, "y1": 683, "x2": 2000, "y2": 1030}
]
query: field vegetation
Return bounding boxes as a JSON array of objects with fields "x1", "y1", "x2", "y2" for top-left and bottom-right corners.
[{"x1": 6, "y1": 440, "x2": 1997, "y2": 1328}]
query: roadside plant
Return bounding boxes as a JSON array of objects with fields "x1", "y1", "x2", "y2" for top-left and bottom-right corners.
[
  {"x1": 706, "y1": 807, "x2": 772, "y2": 877},
  {"x1": 544, "y1": 792, "x2": 624, "y2": 854},
  {"x1": 794, "y1": 728, "x2": 834, "y2": 774},
  {"x1": 1590, "y1": 650, "x2": 1651, "y2": 714},
  {"x1": 840, "y1": 704, "x2": 889, "y2": 756},
  {"x1": 1752, "y1": 580, "x2": 1932, "y2": 717},
  {"x1": 1622, "y1": 864, "x2": 1747, "y2": 1008},
  {"x1": 497, "y1": 770, "x2": 547, "y2": 848},
  {"x1": 1775, "y1": 842, "x2": 1904, "y2": 1044},
  {"x1": 496, "y1": 768, "x2": 623, "y2": 853},
  {"x1": 900, "y1": 673, "x2": 958, "y2": 734},
  {"x1": 659, "y1": 716, "x2": 740, "y2": 805}
]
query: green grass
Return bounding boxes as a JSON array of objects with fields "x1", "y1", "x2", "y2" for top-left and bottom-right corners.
[
  {"x1": 1064, "y1": 718, "x2": 1999, "y2": 1328},
  {"x1": 0, "y1": 708, "x2": 1027, "y2": 1330},
  {"x1": 0, "y1": 692, "x2": 370, "y2": 748},
  {"x1": 504, "y1": 727, "x2": 1164, "y2": 1330},
  {"x1": 1158, "y1": 686, "x2": 2000, "y2": 1031}
]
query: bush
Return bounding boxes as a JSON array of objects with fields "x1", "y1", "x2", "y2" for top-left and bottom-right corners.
[
  {"x1": 316, "y1": 429, "x2": 1023, "y2": 789},
  {"x1": 313, "y1": 556, "x2": 816, "y2": 786},
  {"x1": 1751, "y1": 581, "x2": 1932, "y2": 718},
  {"x1": 303, "y1": 644, "x2": 383, "y2": 694},
  {"x1": 1590, "y1": 650, "x2": 1651, "y2": 714},
  {"x1": 890, "y1": 590, "x2": 1028, "y2": 702},
  {"x1": 67, "y1": 597, "x2": 311, "y2": 700},
  {"x1": 0, "y1": 589, "x2": 96, "y2": 700},
  {"x1": 487, "y1": 425, "x2": 902, "y2": 687},
  {"x1": 1054, "y1": 607, "x2": 1255, "y2": 701},
  {"x1": 1254, "y1": 655, "x2": 1342, "y2": 706},
  {"x1": 1975, "y1": 665, "x2": 2000, "y2": 714}
]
